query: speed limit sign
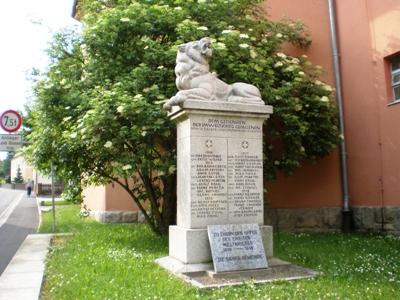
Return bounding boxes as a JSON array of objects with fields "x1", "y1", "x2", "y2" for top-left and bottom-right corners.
[{"x1": 1, "y1": 110, "x2": 22, "y2": 133}]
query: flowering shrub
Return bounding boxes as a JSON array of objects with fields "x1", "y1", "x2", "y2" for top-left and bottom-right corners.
[{"x1": 25, "y1": 0, "x2": 340, "y2": 234}]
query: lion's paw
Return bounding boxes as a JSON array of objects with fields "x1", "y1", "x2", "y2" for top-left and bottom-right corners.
[{"x1": 163, "y1": 101, "x2": 172, "y2": 111}]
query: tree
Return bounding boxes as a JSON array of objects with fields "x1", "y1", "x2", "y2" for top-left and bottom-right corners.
[
  {"x1": 25, "y1": 0, "x2": 340, "y2": 235},
  {"x1": 0, "y1": 160, "x2": 4, "y2": 178},
  {"x1": 13, "y1": 166, "x2": 24, "y2": 184},
  {"x1": 1, "y1": 152, "x2": 13, "y2": 183}
]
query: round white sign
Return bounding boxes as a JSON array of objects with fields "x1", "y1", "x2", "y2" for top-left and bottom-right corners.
[{"x1": 0, "y1": 110, "x2": 22, "y2": 133}]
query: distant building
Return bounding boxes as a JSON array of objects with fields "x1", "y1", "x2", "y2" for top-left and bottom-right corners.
[
  {"x1": 10, "y1": 153, "x2": 62, "y2": 195},
  {"x1": 10, "y1": 153, "x2": 34, "y2": 183}
]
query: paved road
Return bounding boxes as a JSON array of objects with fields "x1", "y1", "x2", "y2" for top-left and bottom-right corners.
[
  {"x1": 0, "y1": 189, "x2": 19, "y2": 217},
  {"x1": 0, "y1": 188, "x2": 39, "y2": 275}
]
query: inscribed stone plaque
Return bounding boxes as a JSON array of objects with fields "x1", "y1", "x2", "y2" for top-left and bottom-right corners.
[
  {"x1": 190, "y1": 137, "x2": 228, "y2": 225},
  {"x1": 177, "y1": 114, "x2": 264, "y2": 228},
  {"x1": 227, "y1": 138, "x2": 263, "y2": 224},
  {"x1": 208, "y1": 223, "x2": 268, "y2": 272},
  {"x1": 190, "y1": 115, "x2": 263, "y2": 139}
]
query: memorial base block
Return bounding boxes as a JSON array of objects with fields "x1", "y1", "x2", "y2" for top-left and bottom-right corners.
[
  {"x1": 169, "y1": 225, "x2": 273, "y2": 264},
  {"x1": 155, "y1": 256, "x2": 319, "y2": 288}
]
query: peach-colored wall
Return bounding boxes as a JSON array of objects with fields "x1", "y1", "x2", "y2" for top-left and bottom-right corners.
[
  {"x1": 82, "y1": 185, "x2": 106, "y2": 211},
  {"x1": 265, "y1": 0, "x2": 400, "y2": 208},
  {"x1": 366, "y1": 0, "x2": 400, "y2": 206},
  {"x1": 265, "y1": 0, "x2": 342, "y2": 208},
  {"x1": 105, "y1": 182, "x2": 139, "y2": 211},
  {"x1": 335, "y1": 0, "x2": 400, "y2": 206},
  {"x1": 83, "y1": 182, "x2": 140, "y2": 212},
  {"x1": 264, "y1": 0, "x2": 335, "y2": 83},
  {"x1": 267, "y1": 151, "x2": 341, "y2": 208},
  {"x1": 334, "y1": 1, "x2": 383, "y2": 206}
]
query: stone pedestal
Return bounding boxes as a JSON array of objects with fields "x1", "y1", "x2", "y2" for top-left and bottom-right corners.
[{"x1": 166, "y1": 100, "x2": 273, "y2": 267}]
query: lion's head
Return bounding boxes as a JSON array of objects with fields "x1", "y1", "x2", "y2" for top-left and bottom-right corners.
[
  {"x1": 174, "y1": 37, "x2": 212, "y2": 90},
  {"x1": 178, "y1": 37, "x2": 212, "y2": 64}
]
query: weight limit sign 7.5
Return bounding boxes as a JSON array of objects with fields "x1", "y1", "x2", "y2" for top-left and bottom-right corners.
[{"x1": 0, "y1": 110, "x2": 22, "y2": 133}]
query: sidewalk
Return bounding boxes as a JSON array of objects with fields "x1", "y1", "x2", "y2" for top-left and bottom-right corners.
[
  {"x1": 0, "y1": 194, "x2": 64, "y2": 299},
  {"x1": 0, "y1": 194, "x2": 39, "y2": 275},
  {"x1": 0, "y1": 234, "x2": 52, "y2": 300}
]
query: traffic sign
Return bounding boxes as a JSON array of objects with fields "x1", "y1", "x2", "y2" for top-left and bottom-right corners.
[
  {"x1": 0, "y1": 134, "x2": 24, "y2": 152},
  {"x1": 1, "y1": 110, "x2": 22, "y2": 133}
]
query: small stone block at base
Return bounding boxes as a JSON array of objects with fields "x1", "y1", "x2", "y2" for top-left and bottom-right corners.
[
  {"x1": 155, "y1": 256, "x2": 213, "y2": 274},
  {"x1": 169, "y1": 226, "x2": 211, "y2": 264},
  {"x1": 260, "y1": 226, "x2": 273, "y2": 258}
]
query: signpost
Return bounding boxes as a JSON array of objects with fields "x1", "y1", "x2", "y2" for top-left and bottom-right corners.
[
  {"x1": 1, "y1": 110, "x2": 22, "y2": 133},
  {"x1": 51, "y1": 164, "x2": 56, "y2": 232}
]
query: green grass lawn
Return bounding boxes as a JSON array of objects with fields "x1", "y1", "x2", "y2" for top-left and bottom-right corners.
[{"x1": 40, "y1": 205, "x2": 400, "y2": 299}]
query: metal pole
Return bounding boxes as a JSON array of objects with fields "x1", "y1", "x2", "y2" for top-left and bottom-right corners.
[
  {"x1": 327, "y1": 0, "x2": 353, "y2": 232},
  {"x1": 51, "y1": 164, "x2": 56, "y2": 232}
]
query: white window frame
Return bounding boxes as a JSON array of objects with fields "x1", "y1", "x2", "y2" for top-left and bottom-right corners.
[
  {"x1": 388, "y1": 56, "x2": 400, "y2": 106},
  {"x1": 392, "y1": 68, "x2": 400, "y2": 101}
]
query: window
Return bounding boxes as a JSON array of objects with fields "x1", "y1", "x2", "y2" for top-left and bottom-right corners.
[{"x1": 391, "y1": 56, "x2": 400, "y2": 101}]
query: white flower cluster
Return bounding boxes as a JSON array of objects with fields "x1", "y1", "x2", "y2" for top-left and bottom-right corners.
[
  {"x1": 221, "y1": 29, "x2": 234, "y2": 34},
  {"x1": 276, "y1": 52, "x2": 287, "y2": 59},
  {"x1": 117, "y1": 105, "x2": 124, "y2": 113},
  {"x1": 214, "y1": 42, "x2": 226, "y2": 50},
  {"x1": 320, "y1": 96, "x2": 330, "y2": 103},
  {"x1": 315, "y1": 80, "x2": 334, "y2": 91},
  {"x1": 122, "y1": 164, "x2": 132, "y2": 171}
]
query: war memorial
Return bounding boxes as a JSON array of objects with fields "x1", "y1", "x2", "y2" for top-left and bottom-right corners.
[{"x1": 155, "y1": 38, "x2": 317, "y2": 287}]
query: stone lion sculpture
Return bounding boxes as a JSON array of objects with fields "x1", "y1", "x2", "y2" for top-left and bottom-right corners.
[{"x1": 163, "y1": 37, "x2": 264, "y2": 111}]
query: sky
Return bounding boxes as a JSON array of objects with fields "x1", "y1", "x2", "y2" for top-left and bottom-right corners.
[{"x1": 0, "y1": 0, "x2": 79, "y2": 158}]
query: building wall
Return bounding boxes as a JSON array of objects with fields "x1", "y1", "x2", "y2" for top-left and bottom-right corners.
[
  {"x1": 365, "y1": 0, "x2": 400, "y2": 207},
  {"x1": 327, "y1": 0, "x2": 400, "y2": 210},
  {"x1": 265, "y1": 0, "x2": 400, "y2": 233},
  {"x1": 336, "y1": 0, "x2": 383, "y2": 208},
  {"x1": 105, "y1": 182, "x2": 140, "y2": 211},
  {"x1": 265, "y1": 0, "x2": 342, "y2": 211},
  {"x1": 82, "y1": 185, "x2": 106, "y2": 212},
  {"x1": 33, "y1": 170, "x2": 51, "y2": 185},
  {"x1": 10, "y1": 154, "x2": 33, "y2": 182},
  {"x1": 82, "y1": 182, "x2": 142, "y2": 223}
]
